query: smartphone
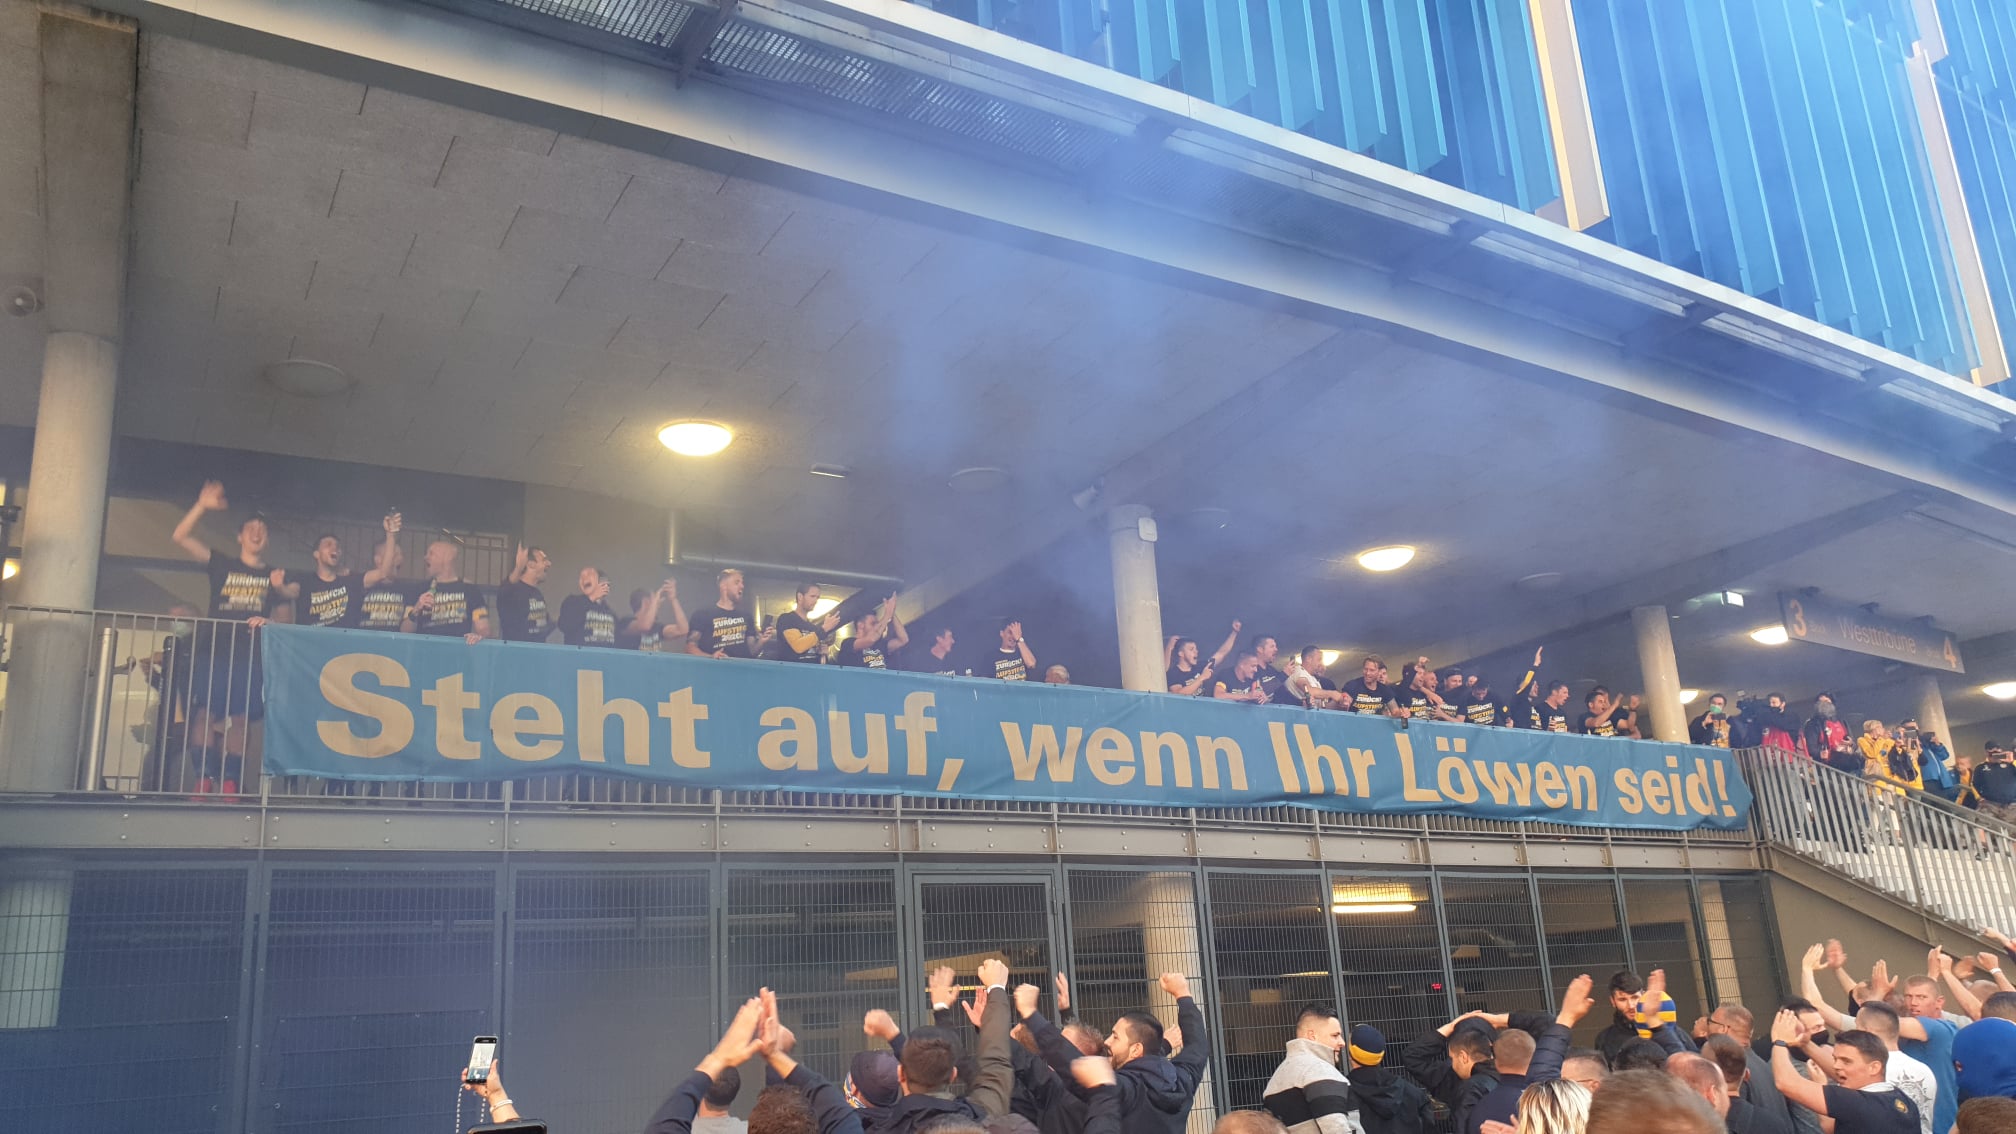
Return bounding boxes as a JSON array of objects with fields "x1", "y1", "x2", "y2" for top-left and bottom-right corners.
[{"x1": 466, "y1": 1036, "x2": 499, "y2": 1085}]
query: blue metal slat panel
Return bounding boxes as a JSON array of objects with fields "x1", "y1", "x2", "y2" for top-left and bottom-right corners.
[
  {"x1": 1375, "y1": 0, "x2": 1450, "y2": 172},
  {"x1": 1111, "y1": 0, "x2": 1182, "y2": 84},
  {"x1": 1306, "y1": 0, "x2": 1386, "y2": 152},
  {"x1": 1478, "y1": 0, "x2": 1558, "y2": 210},
  {"x1": 1945, "y1": 79, "x2": 2016, "y2": 368},
  {"x1": 1686, "y1": 0, "x2": 1783, "y2": 299},
  {"x1": 1746, "y1": 0, "x2": 1857, "y2": 327},
  {"x1": 1644, "y1": 0, "x2": 1738, "y2": 285},
  {"x1": 1426, "y1": 0, "x2": 1505, "y2": 196},
  {"x1": 1174, "y1": 0, "x2": 1258, "y2": 106},
  {"x1": 1813, "y1": 4, "x2": 1918, "y2": 353},
  {"x1": 1571, "y1": 0, "x2": 1660, "y2": 256},
  {"x1": 1608, "y1": 0, "x2": 1698, "y2": 268},
  {"x1": 1722, "y1": 0, "x2": 1820, "y2": 317},
  {"x1": 1783, "y1": 0, "x2": 1893, "y2": 340},
  {"x1": 1247, "y1": 0, "x2": 1325, "y2": 130}
]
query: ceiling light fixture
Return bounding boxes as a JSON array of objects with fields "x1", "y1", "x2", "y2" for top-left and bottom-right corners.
[
  {"x1": 261, "y1": 359, "x2": 354, "y2": 398},
  {"x1": 658, "y1": 421, "x2": 733, "y2": 457},
  {"x1": 948, "y1": 467, "x2": 1009, "y2": 494},
  {"x1": 1356, "y1": 545, "x2": 1417, "y2": 572},
  {"x1": 1, "y1": 558, "x2": 16, "y2": 580},
  {"x1": 1319, "y1": 650, "x2": 1341, "y2": 668},
  {"x1": 1679, "y1": 689, "x2": 1700, "y2": 704},
  {"x1": 808, "y1": 597, "x2": 840, "y2": 620},
  {"x1": 1516, "y1": 572, "x2": 1565, "y2": 591},
  {"x1": 1331, "y1": 903, "x2": 1418, "y2": 915},
  {"x1": 1983, "y1": 682, "x2": 2016, "y2": 701},
  {"x1": 810, "y1": 464, "x2": 851, "y2": 479},
  {"x1": 1751, "y1": 625, "x2": 1790, "y2": 646}
]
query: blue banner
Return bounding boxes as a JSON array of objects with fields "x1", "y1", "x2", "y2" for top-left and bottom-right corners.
[{"x1": 262, "y1": 625, "x2": 1752, "y2": 830}]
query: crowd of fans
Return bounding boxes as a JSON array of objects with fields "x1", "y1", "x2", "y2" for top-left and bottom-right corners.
[
  {"x1": 125, "y1": 481, "x2": 2016, "y2": 832},
  {"x1": 450, "y1": 936, "x2": 2016, "y2": 1134}
]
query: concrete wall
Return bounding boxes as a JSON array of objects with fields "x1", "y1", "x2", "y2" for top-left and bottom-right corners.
[{"x1": 1767, "y1": 871, "x2": 1985, "y2": 1006}]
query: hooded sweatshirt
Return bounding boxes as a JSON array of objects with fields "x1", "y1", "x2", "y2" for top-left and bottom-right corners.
[
  {"x1": 1346, "y1": 1063, "x2": 1432, "y2": 1134},
  {"x1": 1262, "y1": 1038, "x2": 1363, "y2": 1134},
  {"x1": 1954, "y1": 1017, "x2": 2016, "y2": 1102},
  {"x1": 870, "y1": 985, "x2": 1015, "y2": 1134},
  {"x1": 1024, "y1": 996, "x2": 1211, "y2": 1134}
]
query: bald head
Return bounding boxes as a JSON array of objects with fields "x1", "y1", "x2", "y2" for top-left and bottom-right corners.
[
  {"x1": 1215, "y1": 1113, "x2": 1287, "y2": 1134},
  {"x1": 1667, "y1": 1054, "x2": 1729, "y2": 1118}
]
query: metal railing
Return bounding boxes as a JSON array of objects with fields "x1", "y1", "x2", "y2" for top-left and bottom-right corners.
[{"x1": 1738, "y1": 747, "x2": 2016, "y2": 929}]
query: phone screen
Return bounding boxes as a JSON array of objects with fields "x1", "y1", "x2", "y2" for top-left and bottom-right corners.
[{"x1": 467, "y1": 1037, "x2": 499, "y2": 1084}]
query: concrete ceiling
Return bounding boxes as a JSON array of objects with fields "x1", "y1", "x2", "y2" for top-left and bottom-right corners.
[{"x1": 3, "y1": 15, "x2": 2015, "y2": 721}]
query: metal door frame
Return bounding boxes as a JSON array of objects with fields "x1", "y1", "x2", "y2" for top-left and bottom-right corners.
[{"x1": 902, "y1": 865, "x2": 1066, "y2": 1027}]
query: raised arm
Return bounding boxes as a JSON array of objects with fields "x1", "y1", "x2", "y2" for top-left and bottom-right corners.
[
  {"x1": 1933, "y1": 950, "x2": 1984, "y2": 1019},
  {"x1": 964, "y1": 959, "x2": 1015, "y2": 1120},
  {"x1": 628, "y1": 588, "x2": 665, "y2": 636},
  {"x1": 1163, "y1": 972, "x2": 1211, "y2": 1088},
  {"x1": 883, "y1": 603, "x2": 909, "y2": 652},
  {"x1": 1528, "y1": 974, "x2": 1593, "y2": 1085},
  {"x1": 1210, "y1": 621, "x2": 1241, "y2": 666},
  {"x1": 172, "y1": 481, "x2": 226, "y2": 562},
  {"x1": 1637, "y1": 969, "x2": 1697, "y2": 1054},
  {"x1": 363, "y1": 513, "x2": 401, "y2": 587},
  {"x1": 1767, "y1": 1011, "x2": 1829, "y2": 1117},
  {"x1": 1799, "y1": 945, "x2": 1856, "y2": 1034},
  {"x1": 648, "y1": 997, "x2": 766, "y2": 1134}
]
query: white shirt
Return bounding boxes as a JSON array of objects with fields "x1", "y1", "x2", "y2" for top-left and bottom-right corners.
[{"x1": 1884, "y1": 1048, "x2": 1937, "y2": 1134}]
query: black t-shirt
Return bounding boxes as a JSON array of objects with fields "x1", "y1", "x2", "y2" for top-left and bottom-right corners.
[
  {"x1": 1820, "y1": 1084, "x2": 1917, "y2": 1134},
  {"x1": 206, "y1": 551, "x2": 278, "y2": 621},
  {"x1": 1505, "y1": 693, "x2": 1543, "y2": 729},
  {"x1": 693, "y1": 607, "x2": 753, "y2": 657},
  {"x1": 838, "y1": 636, "x2": 889, "y2": 669},
  {"x1": 1463, "y1": 695, "x2": 1498, "y2": 726},
  {"x1": 1580, "y1": 709, "x2": 1617, "y2": 737},
  {"x1": 1167, "y1": 663, "x2": 1212, "y2": 695},
  {"x1": 903, "y1": 649, "x2": 962, "y2": 677},
  {"x1": 1212, "y1": 669, "x2": 1262, "y2": 699},
  {"x1": 285, "y1": 570, "x2": 362, "y2": 628},
  {"x1": 1340, "y1": 678, "x2": 1395, "y2": 715},
  {"x1": 558, "y1": 594, "x2": 618, "y2": 647},
  {"x1": 1973, "y1": 759, "x2": 2016, "y2": 804},
  {"x1": 415, "y1": 580, "x2": 487, "y2": 637},
  {"x1": 1255, "y1": 665, "x2": 1295, "y2": 705},
  {"x1": 1397, "y1": 690, "x2": 1437, "y2": 718},
  {"x1": 1537, "y1": 700, "x2": 1573, "y2": 733},
  {"x1": 356, "y1": 578, "x2": 423, "y2": 632},
  {"x1": 990, "y1": 646, "x2": 1029, "y2": 681},
  {"x1": 767, "y1": 611, "x2": 828, "y2": 662},
  {"x1": 494, "y1": 581, "x2": 551, "y2": 642},
  {"x1": 616, "y1": 618, "x2": 668, "y2": 652}
]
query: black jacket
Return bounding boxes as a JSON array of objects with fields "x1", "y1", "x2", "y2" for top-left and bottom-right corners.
[
  {"x1": 1726, "y1": 1095, "x2": 1793, "y2": 1134},
  {"x1": 1347, "y1": 1065, "x2": 1434, "y2": 1134},
  {"x1": 1027, "y1": 996, "x2": 1210, "y2": 1134},
  {"x1": 649, "y1": 1063, "x2": 862, "y2": 1134},
  {"x1": 1464, "y1": 1022, "x2": 1569, "y2": 1134},
  {"x1": 1014, "y1": 1038, "x2": 1088, "y2": 1134},
  {"x1": 873, "y1": 989, "x2": 1016, "y2": 1134},
  {"x1": 1594, "y1": 1014, "x2": 1639, "y2": 1067},
  {"x1": 1399, "y1": 1027, "x2": 1495, "y2": 1134}
]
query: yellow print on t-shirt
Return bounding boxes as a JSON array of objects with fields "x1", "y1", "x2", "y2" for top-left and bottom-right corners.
[
  {"x1": 219, "y1": 570, "x2": 270, "y2": 615},
  {"x1": 307, "y1": 584, "x2": 350, "y2": 626}
]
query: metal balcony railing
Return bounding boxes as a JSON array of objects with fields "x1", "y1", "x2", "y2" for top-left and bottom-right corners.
[
  {"x1": 0, "y1": 604, "x2": 1777, "y2": 856},
  {"x1": 1737, "y1": 746, "x2": 2016, "y2": 930}
]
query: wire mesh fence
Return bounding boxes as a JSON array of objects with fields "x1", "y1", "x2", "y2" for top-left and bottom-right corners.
[
  {"x1": 1534, "y1": 879, "x2": 1628, "y2": 1048},
  {"x1": 0, "y1": 856, "x2": 1782, "y2": 1133}
]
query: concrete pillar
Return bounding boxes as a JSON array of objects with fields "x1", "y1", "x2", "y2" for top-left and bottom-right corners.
[
  {"x1": 1108, "y1": 505, "x2": 1166, "y2": 693},
  {"x1": 1633, "y1": 605, "x2": 1688, "y2": 743},
  {"x1": 1, "y1": 10, "x2": 135, "y2": 792},
  {"x1": 1909, "y1": 672, "x2": 1952, "y2": 747},
  {"x1": 0, "y1": 871, "x2": 72, "y2": 1029}
]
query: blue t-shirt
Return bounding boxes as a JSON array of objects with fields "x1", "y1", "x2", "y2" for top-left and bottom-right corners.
[{"x1": 1899, "y1": 1015, "x2": 1957, "y2": 1134}]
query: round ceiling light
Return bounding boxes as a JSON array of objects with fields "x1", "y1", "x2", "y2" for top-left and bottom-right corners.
[
  {"x1": 1319, "y1": 650, "x2": 1342, "y2": 667},
  {"x1": 1679, "y1": 689, "x2": 1700, "y2": 704},
  {"x1": 1983, "y1": 681, "x2": 2016, "y2": 701},
  {"x1": 261, "y1": 359, "x2": 353, "y2": 398},
  {"x1": 948, "y1": 467, "x2": 1009, "y2": 494},
  {"x1": 1515, "y1": 572, "x2": 1565, "y2": 592},
  {"x1": 658, "y1": 421, "x2": 733, "y2": 457},
  {"x1": 1750, "y1": 625, "x2": 1790, "y2": 646},
  {"x1": 1356, "y1": 545, "x2": 1417, "y2": 572}
]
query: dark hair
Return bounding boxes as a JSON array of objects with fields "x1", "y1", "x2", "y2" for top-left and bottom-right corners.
[
  {"x1": 1709, "y1": 692, "x2": 1728, "y2": 704},
  {"x1": 1563, "y1": 1047, "x2": 1609, "y2": 1077},
  {"x1": 1701, "y1": 1034, "x2": 1747, "y2": 1087},
  {"x1": 1175, "y1": 637, "x2": 1198, "y2": 654},
  {"x1": 1832, "y1": 1029, "x2": 1888, "y2": 1068},
  {"x1": 750, "y1": 1084, "x2": 816, "y2": 1134},
  {"x1": 1547, "y1": 680, "x2": 1570, "y2": 696},
  {"x1": 1448, "y1": 1029, "x2": 1493, "y2": 1063},
  {"x1": 314, "y1": 532, "x2": 340, "y2": 549},
  {"x1": 1587, "y1": 1070, "x2": 1721, "y2": 1134},
  {"x1": 1768, "y1": 692, "x2": 1786, "y2": 703},
  {"x1": 1585, "y1": 690, "x2": 1604, "y2": 707},
  {"x1": 1607, "y1": 971, "x2": 1645, "y2": 996},
  {"x1": 1248, "y1": 634, "x2": 1277, "y2": 652},
  {"x1": 1363, "y1": 654, "x2": 1385, "y2": 667},
  {"x1": 918, "y1": 1117, "x2": 988, "y2": 1134},
  {"x1": 900, "y1": 1029, "x2": 961, "y2": 1092},
  {"x1": 1614, "y1": 1039, "x2": 1670, "y2": 1072},
  {"x1": 999, "y1": 617, "x2": 1020, "y2": 632},
  {"x1": 706, "y1": 1066, "x2": 742, "y2": 1108},
  {"x1": 1779, "y1": 996, "x2": 1817, "y2": 1014},
  {"x1": 1297, "y1": 1002, "x2": 1339, "y2": 1028},
  {"x1": 1982, "y1": 990, "x2": 2016, "y2": 1020},
  {"x1": 1234, "y1": 650, "x2": 1259, "y2": 665},
  {"x1": 631, "y1": 588, "x2": 651, "y2": 611},
  {"x1": 1118, "y1": 1011, "x2": 1165, "y2": 1055},
  {"x1": 1855, "y1": 1000, "x2": 1901, "y2": 1039},
  {"x1": 795, "y1": 581, "x2": 820, "y2": 596},
  {"x1": 1300, "y1": 645, "x2": 1323, "y2": 662},
  {"x1": 526, "y1": 546, "x2": 548, "y2": 561}
]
